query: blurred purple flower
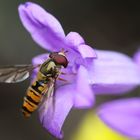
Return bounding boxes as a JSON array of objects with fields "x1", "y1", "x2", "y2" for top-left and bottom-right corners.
[
  {"x1": 134, "y1": 49, "x2": 140, "y2": 69},
  {"x1": 18, "y1": 2, "x2": 140, "y2": 139},
  {"x1": 98, "y1": 51, "x2": 140, "y2": 139},
  {"x1": 98, "y1": 98, "x2": 140, "y2": 139}
]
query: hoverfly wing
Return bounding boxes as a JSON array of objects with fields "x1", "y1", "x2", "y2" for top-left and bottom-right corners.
[
  {"x1": 39, "y1": 79, "x2": 56, "y2": 123},
  {"x1": 0, "y1": 65, "x2": 40, "y2": 83}
]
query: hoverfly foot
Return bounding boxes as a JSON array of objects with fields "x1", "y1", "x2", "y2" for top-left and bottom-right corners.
[
  {"x1": 60, "y1": 72, "x2": 67, "y2": 75},
  {"x1": 60, "y1": 72, "x2": 76, "y2": 76},
  {"x1": 57, "y1": 77, "x2": 68, "y2": 83}
]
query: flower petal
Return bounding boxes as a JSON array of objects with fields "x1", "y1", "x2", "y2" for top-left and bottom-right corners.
[
  {"x1": 74, "y1": 66, "x2": 95, "y2": 108},
  {"x1": 32, "y1": 53, "x2": 49, "y2": 65},
  {"x1": 18, "y1": 2, "x2": 66, "y2": 51},
  {"x1": 89, "y1": 50, "x2": 140, "y2": 94},
  {"x1": 77, "y1": 44, "x2": 97, "y2": 58},
  {"x1": 98, "y1": 98, "x2": 140, "y2": 138},
  {"x1": 133, "y1": 49, "x2": 140, "y2": 68},
  {"x1": 66, "y1": 32, "x2": 85, "y2": 48},
  {"x1": 39, "y1": 85, "x2": 74, "y2": 139},
  {"x1": 66, "y1": 32, "x2": 96, "y2": 58}
]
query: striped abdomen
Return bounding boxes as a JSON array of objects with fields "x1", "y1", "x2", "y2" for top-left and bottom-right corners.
[{"x1": 22, "y1": 80, "x2": 48, "y2": 117}]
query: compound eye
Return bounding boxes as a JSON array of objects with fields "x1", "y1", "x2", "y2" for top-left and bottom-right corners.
[
  {"x1": 49, "y1": 52, "x2": 68, "y2": 68},
  {"x1": 55, "y1": 55, "x2": 68, "y2": 68}
]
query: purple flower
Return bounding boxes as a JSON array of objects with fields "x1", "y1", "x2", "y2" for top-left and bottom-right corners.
[
  {"x1": 98, "y1": 98, "x2": 140, "y2": 139},
  {"x1": 18, "y1": 2, "x2": 140, "y2": 139},
  {"x1": 98, "y1": 51, "x2": 140, "y2": 139}
]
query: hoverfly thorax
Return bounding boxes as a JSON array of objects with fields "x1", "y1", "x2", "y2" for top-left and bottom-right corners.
[{"x1": 39, "y1": 51, "x2": 68, "y2": 78}]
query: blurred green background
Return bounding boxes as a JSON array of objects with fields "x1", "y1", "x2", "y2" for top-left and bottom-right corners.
[{"x1": 0, "y1": 0, "x2": 140, "y2": 140}]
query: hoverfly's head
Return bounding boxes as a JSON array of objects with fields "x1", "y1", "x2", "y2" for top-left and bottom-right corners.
[{"x1": 49, "y1": 49, "x2": 69, "y2": 68}]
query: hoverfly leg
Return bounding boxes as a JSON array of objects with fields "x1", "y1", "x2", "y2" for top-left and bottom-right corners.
[
  {"x1": 57, "y1": 77, "x2": 68, "y2": 82},
  {"x1": 60, "y1": 72, "x2": 67, "y2": 75},
  {"x1": 61, "y1": 72, "x2": 76, "y2": 75}
]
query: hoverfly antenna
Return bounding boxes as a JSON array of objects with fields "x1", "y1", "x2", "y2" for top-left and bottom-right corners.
[
  {"x1": 64, "y1": 50, "x2": 68, "y2": 53},
  {"x1": 60, "y1": 48, "x2": 65, "y2": 53},
  {"x1": 60, "y1": 48, "x2": 68, "y2": 54}
]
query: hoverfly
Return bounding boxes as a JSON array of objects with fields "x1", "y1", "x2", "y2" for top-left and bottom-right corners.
[{"x1": 0, "y1": 50, "x2": 68, "y2": 117}]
